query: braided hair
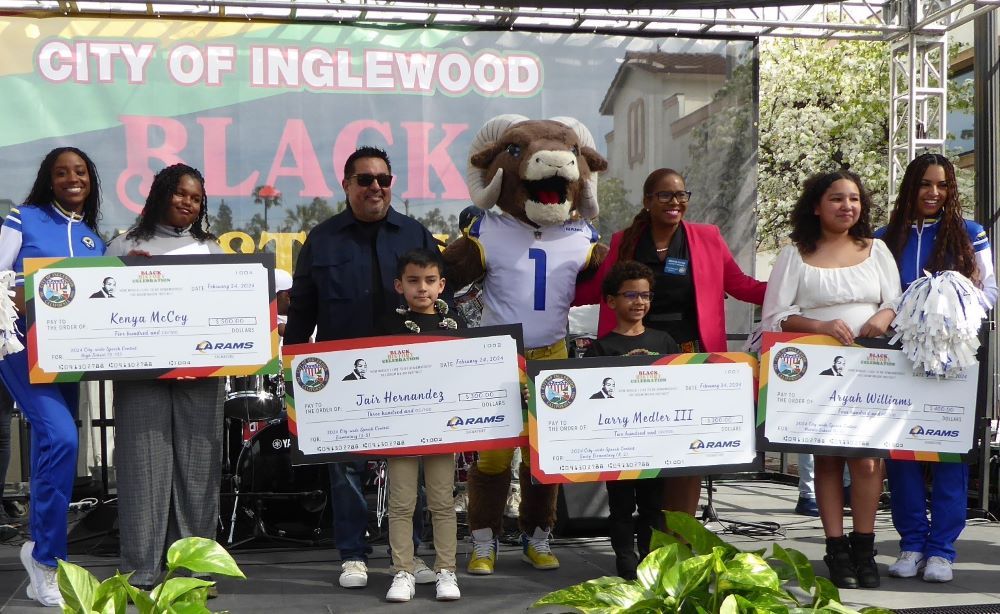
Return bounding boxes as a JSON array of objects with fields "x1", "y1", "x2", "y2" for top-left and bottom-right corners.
[
  {"x1": 127, "y1": 164, "x2": 214, "y2": 242},
  {"x1": 789, "y1": 170, "x2": 873, "y2": 255},
  {"x1": 881, "y1": 154, "x2": 976, "y2": 280},
  {"x1": 24, "y1": 147, "x2": 102, "y2": 231},
  {"x1": 618, "y1": 168, "x2": 684, "y2": 260}
]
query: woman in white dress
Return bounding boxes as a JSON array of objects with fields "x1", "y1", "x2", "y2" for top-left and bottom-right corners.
[{"x1": 760, "y1": 170, "x2": 901, "y2": 590}]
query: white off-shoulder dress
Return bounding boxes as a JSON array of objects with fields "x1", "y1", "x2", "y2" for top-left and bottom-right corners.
[{"x1": 760, "y1": 239, "x2": 902, "y2": 335}]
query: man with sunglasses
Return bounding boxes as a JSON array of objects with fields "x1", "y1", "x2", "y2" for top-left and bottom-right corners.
[{"x1": 285, "y1": 145, "x2": 441, "y2": 591}]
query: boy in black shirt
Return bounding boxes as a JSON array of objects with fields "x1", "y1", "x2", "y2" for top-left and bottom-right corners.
[
  {"x1": 584, "y1": 261, "x2": 679, "y2": 579},
  {"x1": 380, "y1": 249, "x2": 464, "y2": 602}
]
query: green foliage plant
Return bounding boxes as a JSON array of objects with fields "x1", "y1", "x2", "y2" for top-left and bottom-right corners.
[
  {"x1": 532, "y1": 511, "x2": 894, "y2": 614},
  {"x1": 55, "y1": 536, "x2": 246, "y2": 614}
]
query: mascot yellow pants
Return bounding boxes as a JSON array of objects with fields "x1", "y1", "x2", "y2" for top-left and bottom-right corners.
[{"x1": 467, "y1": 339, "x2": 566, "y2": 536}]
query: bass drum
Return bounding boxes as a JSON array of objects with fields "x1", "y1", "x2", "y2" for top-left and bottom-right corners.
[{"x1": 222, "y1": 418, "x2": 330, "y2": 543}]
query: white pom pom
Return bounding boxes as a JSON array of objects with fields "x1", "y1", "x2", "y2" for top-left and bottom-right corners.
[
  {"x1": 889, "y1": 270, "x2": 987, "y2": 378},
  {"x1": 0, "y1": 270, "x2": 24, "y2": 359}
]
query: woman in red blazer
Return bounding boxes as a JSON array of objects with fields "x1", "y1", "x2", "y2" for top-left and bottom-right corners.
[{"x1": 578, "y1": 167, "x2": 766, "y2": 513}]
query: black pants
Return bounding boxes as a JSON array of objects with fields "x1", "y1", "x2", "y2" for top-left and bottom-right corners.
[{"x1": 606, "y1": 477, "x2": 666, "y2": 579}]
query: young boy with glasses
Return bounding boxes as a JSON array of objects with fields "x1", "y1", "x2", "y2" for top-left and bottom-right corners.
[{"x1": 583, "y1": 260, "x2": 679, "y2": 579}]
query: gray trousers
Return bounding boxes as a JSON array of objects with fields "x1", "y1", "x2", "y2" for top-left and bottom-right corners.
[{"x1": 113, "y1": 378, "x2": 224, "y2": 585}]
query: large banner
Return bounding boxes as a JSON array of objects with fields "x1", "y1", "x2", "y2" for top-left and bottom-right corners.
[{"x1": 0, "y1": 17, "x2": 757, "y2": 283}]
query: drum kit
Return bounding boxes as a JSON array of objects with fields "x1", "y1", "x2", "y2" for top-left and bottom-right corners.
[{"x1": 219, "y1": 374, "x2": 332, "y2": 546}]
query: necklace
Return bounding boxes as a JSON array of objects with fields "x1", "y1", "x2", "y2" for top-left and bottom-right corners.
[
  {"x1": 397, "y1": 300, "x2": 458, "y2": 333},
  {"x1": 655, "y1": 247, "x2": 669, "y2": 253}
]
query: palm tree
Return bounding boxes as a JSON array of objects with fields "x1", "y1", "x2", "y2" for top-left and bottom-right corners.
[{"x1": 252, "y1": 185, "x2": 282, "y2": 232}]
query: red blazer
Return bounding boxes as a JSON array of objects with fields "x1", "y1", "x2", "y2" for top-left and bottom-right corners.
[{"x1": 576, "y1": 222, "x2": 766, "y2": 352}]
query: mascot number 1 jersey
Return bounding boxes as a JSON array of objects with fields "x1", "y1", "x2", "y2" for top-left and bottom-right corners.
[{"x1": 469, "y1": 212, "x2": 597, "y2": 349}]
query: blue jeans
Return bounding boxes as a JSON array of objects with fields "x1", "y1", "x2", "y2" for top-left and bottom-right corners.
[
  {"x1": 798, "y1": 454, "x2": 851, "y2": 499},
  {"x1": 329, "y1": 460, "x2": 372, "y2": 562},
  {"x1": 329, "y1": 460, "x2": 424, "y2": 562}
]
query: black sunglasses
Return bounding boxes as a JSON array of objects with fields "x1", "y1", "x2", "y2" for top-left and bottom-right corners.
[{"x1": 348, "y1": 173, "x2": 393, "y2": 188}]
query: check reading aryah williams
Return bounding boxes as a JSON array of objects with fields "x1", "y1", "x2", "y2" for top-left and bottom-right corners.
[{"x1": 759, "y1": 332, "x2": 980, "y2": 461}]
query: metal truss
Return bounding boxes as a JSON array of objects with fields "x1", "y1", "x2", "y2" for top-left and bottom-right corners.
[
  {"x1": 0, "y1": 0, "x2": 974, "y2": 41},
  {"x1": 889, "y1": 32, "x2": 948, "y2": 200}
]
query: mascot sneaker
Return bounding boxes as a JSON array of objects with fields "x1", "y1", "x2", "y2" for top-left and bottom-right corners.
[
  {"x1": 521, "y1": 527, "x2": 560, "y2": 570},
  {"x1": 467, "y1": 528, "x2": 498, "y2": 575}
]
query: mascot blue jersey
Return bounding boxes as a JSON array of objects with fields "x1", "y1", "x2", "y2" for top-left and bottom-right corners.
[
  {"x1": 467, "y1": 210, "x2": 598, "y2": 349},
  {"x1": 0, "y1": 203, "x2": 105, "y2": 287}
]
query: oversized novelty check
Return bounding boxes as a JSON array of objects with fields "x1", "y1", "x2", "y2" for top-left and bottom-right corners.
[
  {"x1": 528, "y1": 353, "x2": 760, "y2": 484},
  {"x1": 284, "y1": 325, "x2": 527, "y2": 464},
  {"x1": 759, "y1": 333, "x2": 981, "y2": 461},
  {"x1": 25, "y1": 254, "x2": 279, "y2": 382}
]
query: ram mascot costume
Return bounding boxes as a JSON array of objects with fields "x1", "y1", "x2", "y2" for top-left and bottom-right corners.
[{"x1": 443, "y1": 115, "x2": 608, "y2": 574}]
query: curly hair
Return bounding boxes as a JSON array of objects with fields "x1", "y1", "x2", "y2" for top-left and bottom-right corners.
[
  {"x1": 618, "y1": 168, "x2": 684, "y2": 260},
  {"x1": 880, "y1": 153, "x2": 976, "y2": 280},
  {"x1": 789, "y1": 170, "x2": 873, "y2": 255},
  {"x1": 24, "y1": 147, "x2": 102, "y2": 231},
  {"x1": 601, "y1": 260, "x2": 655, "y2": 299},
  {"x1": 126, "y1": 164, "x2": 214, "y2": 242}
]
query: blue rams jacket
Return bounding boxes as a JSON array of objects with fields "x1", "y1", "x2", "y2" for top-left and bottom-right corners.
[
  {"x1": 0, "y1": 203, "x2": 105, "y2": 288},
  {"x1": 874, "y1": 217, "x2": 996, "y2": 304}
]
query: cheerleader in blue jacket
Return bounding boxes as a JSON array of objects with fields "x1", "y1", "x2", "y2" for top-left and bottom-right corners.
[
  {"x1": 0, "y1": 147, "x2": 105, "y2": 607},
  {"x1": 875, "y1": 153, "x2": 997, "y2": 583}
]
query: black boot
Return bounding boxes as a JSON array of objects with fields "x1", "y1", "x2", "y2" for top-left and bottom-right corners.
[
  {"x1": 849, "y1": 532, "x2": 880, "y2": 588},
  {"x1": 824, "y1": 536, "x2": 858, "y2": 589}
]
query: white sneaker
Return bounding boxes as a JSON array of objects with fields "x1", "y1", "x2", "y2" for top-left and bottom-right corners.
[
  {"x1": 923, "y1": 556, "x2": 954, "y2": 583},
  {"x1": 386, "y1": 571, "x2": 415, "y2": 602},
  {"x1": 338, "y1": 560, "x2": 368, "y2": 588},
  {"x1": 435, "y1": 569, "x2": 461, "y2": 601},
  {"x1": 20, "y1": 541, "x2": 63, "y2": 607},
  {"x1": 413, "y1": 557, "x2": 437, "y2": 584},
  {"x1": 504, "y1": 483, "x2": 521, "y2": 518},
  {"x1": 887, "y1": 551, "x2": 925, "y2": 578}
]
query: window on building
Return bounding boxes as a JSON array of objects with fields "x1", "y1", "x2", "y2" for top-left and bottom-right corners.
[
  {"x1": 627, "y1": 97, "x2": 645, "y2": 167},
  {"x1": 947, "y1": 68, "x2": 974, "y2": 155}
]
